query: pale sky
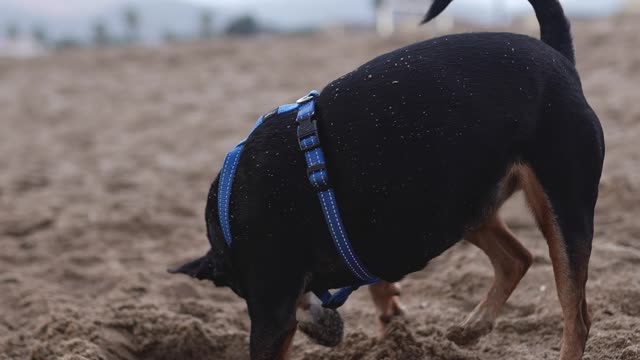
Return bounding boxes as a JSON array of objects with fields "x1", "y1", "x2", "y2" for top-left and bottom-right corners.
[
  {"x1": 2, "y1": 0, "x2": 122, "y2": 16},
  {"x1": 1, "y1": 0, "x2": 368, "y2": 16},
  {"x1": 187, "y1": 0, "x2": 261, "y2": 5},
  {"x1": 1, "y1": 0, "x2": 626, "y2": 23}
]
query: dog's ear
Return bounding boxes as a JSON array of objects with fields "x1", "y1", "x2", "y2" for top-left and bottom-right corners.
[
  {"x1": 169, "y1": 250, "x2": 228, "y2": 283},
  {"x1": 169, "y1": 255, "x2": 210, "y2": 279}
]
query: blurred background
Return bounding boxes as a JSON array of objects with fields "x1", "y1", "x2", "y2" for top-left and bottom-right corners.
[
  {"x1": 0, "y1": 0, "x2": 636, "y2": 55},
  {"x1": 1, "y1": 1, "x2": 639, "y2": 360}
]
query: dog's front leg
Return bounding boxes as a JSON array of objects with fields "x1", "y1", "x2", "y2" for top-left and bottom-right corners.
[
  {"x1": 369, "y1": 281, "x2": 406, "y2": 333},
  {"x1": 249, "y1": 317, "x2": 297, "y2": 360},
  {"x1": 246, "y1": 275, "x2": 304, "y2": 360}
]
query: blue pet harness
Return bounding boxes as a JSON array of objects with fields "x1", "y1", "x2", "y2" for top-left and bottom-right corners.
[{"x1": 217, "y1": 91, "x2": 379, "y2": 309}]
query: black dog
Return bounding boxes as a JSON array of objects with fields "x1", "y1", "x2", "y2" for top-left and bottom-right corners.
[{"x1": 172, "y1": 1, "x2": 605, "y2": 359}]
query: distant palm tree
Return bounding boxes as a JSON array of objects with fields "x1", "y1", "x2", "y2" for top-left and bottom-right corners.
[
  {"x1": 31, "y1": 25, "x2": 47, "y2": 45},
  {"x1": 123, "y1": 7, "x2": 140, "y2": 43},
  {"x1": 6, "y1": 23, "x2": 19, "y2": 40},
  {"x1": 93, "y1": 21, "x2": 110, "y2": 47},
  {"x1": 199, "y1": 10, "x2": 215, "y2": 39},
  {"x1": 55, "y1": 37, "x2": 80, "y2": 50},
  {"x1": 225, "y1": 15, "x2": 259, "y2": 36},
  {"x1": 163, "y1": 29, "x2": 178, "y2": 44}
]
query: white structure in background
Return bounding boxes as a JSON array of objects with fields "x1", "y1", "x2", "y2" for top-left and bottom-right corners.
[
  {"x1": 376, "y1": 0, "x2": 631, "y2": 35},
  {"x1": 627, "y1": 0, "x2": 640, "y2": 12},
  {"x1": 376, "y1": 0, "x2": 454, "y2": 36},
  {"x1": 0, "y1": 36, "x2": 46, "y2": 58}
]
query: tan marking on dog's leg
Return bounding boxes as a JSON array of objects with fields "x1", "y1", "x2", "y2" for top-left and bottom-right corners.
[
  {"x1": 448, "y1": 215, "x2": 533, "y2": 345},
  {"x1": 369, "y1": 281, "x2": 405, "y2": 333},
  {"x1": 519, "y1": 165, "x2": 590, "y2": 360},
  {"x1": 277, "y1": 324, "x2": 297, "y2": 360},
  {"x1": 297, "y1": 292, "x2": 312, "y2": 311}
]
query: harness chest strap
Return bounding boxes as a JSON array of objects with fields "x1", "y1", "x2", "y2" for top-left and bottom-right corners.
[
  {"x1": 218, "y1": 103, "x2": 298, "y2": 246},
  {"x1": 218, "y1": 91, "x2": 379, "y2": 309}
]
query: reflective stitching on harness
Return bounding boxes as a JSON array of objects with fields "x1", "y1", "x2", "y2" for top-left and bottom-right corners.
[
  {"x1": 312, "y1": 148, "x2": 318, "y2": 165},
  {"x1": 316, "y1": 152, "x2": 327, "y2": 188},
  {"x1": 220, "y1": 148, "x2": 241, "y2": 246},
  {"x1": 324, "y1": 190, "x2": 372, "y2": 279},
  {"x1": 305, "y1": 151, "x2": 313, "y2": 166},
  {"x1": 225, "y1": 152, "x2": 241, "y2": 239},
  {"x1": 318, "y1": 190, "x2": 364, "y2": 279},
  {"x1": 219, "y1": 152, "x2": 232, "y2": 244}
]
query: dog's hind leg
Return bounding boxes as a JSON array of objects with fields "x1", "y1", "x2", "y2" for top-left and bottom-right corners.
[
  {"x1": 447, "y1": 215, "x2": 533, "y2": 345},
  {"x1": 520, "y1": 163, "x2": 597, "y2": 360},
  {"x1": 369, "y1": 281, "x2": 406, "y2": 333},
  {"x1": 519, "y1": 105, "x2": 603, "y2": 360}
]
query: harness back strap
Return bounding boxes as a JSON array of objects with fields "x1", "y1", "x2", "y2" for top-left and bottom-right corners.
[{"x1": 295, "y1": 92, "x2": 379, "y2": 307}]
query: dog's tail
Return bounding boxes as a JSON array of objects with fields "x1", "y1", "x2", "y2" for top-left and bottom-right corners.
[{"x1": 421, "y1": 0, "x2": 575, "y2": 65}]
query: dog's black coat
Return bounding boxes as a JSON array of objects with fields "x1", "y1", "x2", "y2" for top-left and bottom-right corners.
[
  {"x1": 201, "y1": 32, "x2": 602, "y2": 291},
  {"x1": 173, "y1": 1, "x2": 605, "y2": 358}
]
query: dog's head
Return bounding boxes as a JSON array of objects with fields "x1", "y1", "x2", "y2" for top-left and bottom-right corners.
[{"x1": 169, "y1": 177, "x2": 244, "y2": 297}]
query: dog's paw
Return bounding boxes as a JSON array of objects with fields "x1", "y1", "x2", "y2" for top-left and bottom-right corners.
[
  {"x1": 297, "y1": 304, "x2": 344, "y2": 347},
  {"x1": 446, "y1": 320, "x2": 493, "y2": 346},
  {"x1": 378, "y1": 296, "x2": 406, "y2": 326}
]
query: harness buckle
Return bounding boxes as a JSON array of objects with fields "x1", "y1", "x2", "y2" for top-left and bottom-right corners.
[
  {"x1": 307, "y1": 163, "x2": 331, "y2": 192},
  {"x1": 297, "y1": 119, "x2": 317, "y2": 139},
  {"x1": 296, "y1": 92, "x2": 319, "y2": 104},
  {"x1": 297, "y1": 119, "x2": 322, "y2": 152},
  {"x1": 306, "y1": 163, "x2": 326, "y2": 177}
]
